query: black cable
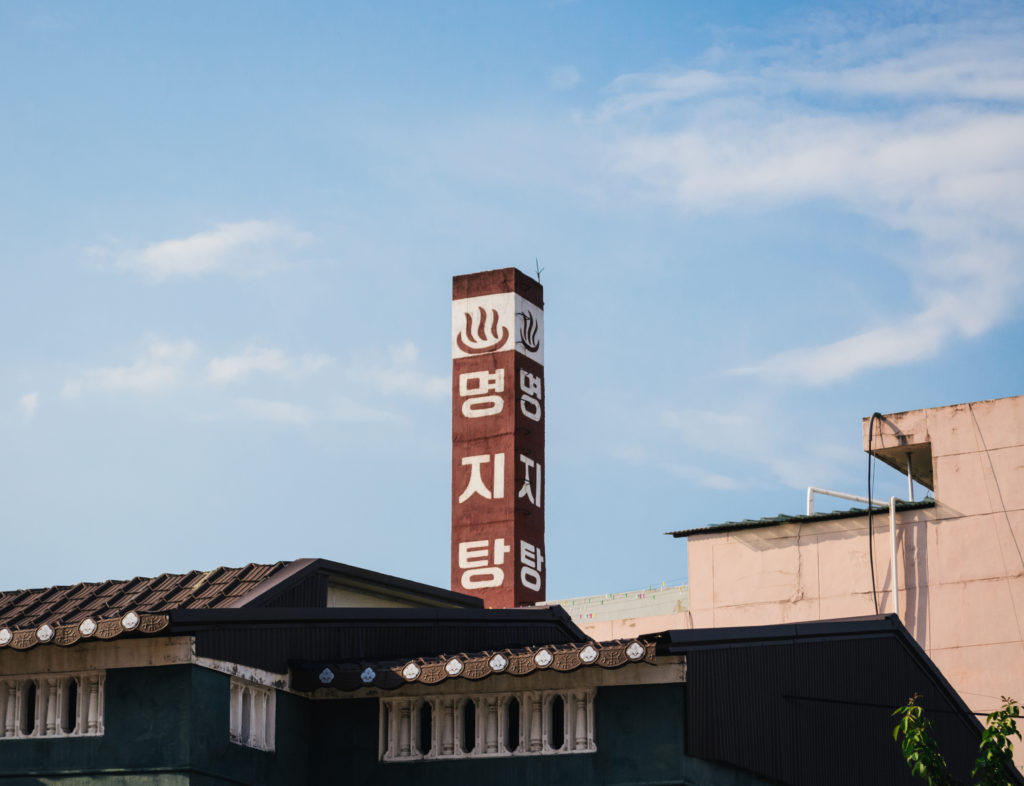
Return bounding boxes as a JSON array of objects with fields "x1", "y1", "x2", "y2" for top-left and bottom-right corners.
[{"x1": 867, "y1": 412, "x2": 882, "y2": 615}]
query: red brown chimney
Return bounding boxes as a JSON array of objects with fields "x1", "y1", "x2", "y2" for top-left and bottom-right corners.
[{"x1": 451, "y1": 268, "x2": 545, "y2": 608}]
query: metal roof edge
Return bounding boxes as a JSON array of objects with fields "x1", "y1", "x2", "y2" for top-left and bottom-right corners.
[
  {"x1": 229, "y1": 557, "x2": 483, "y2": 610},
  {"x1": 657, "y1": 614, "x2": 899, "y2": 649},
  {"x1": 225, "y1": 558, "x2": 316, "y2": 609},
  {"x1": 168, "y1": 604, "x2": 581, "y2": 630},
  {"x1": 667, "y1": 498, "x2": 936, "y2": 538},
  {"x1": 313, "y1": 558, "x2": 484, "y2": 609}
]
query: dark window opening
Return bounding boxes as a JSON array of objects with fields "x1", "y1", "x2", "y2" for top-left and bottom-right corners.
[
  {"x1": 549, "y1": 695, "x2": 564, "y2": 751},
  {"x1": 461, "y1": 700, "x2": 476, "y2": 753},
  {"x1": 505, "y1": 697, "x2": 520, "y2": 752},
  {"x1": 61, "y1": 679, "x2": 78, "y2": 733},
  {"x1": 418, "y1": 701, "x2": 432, "y2": 754},
  {"x1": 21, "y1": 682, "x2": 36, "y2": 736}
]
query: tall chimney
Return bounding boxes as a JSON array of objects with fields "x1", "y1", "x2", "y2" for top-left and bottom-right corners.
[{"x1": 451, "y1": 268, "x2": 545, "y2": 607}]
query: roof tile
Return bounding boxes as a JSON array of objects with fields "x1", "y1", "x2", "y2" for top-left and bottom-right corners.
[{"x1": 0, "y1": 561, "x2": 292, "y2": 632}]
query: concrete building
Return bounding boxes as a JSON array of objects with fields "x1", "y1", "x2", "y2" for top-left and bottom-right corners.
[{"x1": 672, "y1": 394, "x2": 1024, "y2": 742}]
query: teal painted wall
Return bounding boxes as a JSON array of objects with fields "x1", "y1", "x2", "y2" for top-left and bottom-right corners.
[
  {"x1": 0, "y1": 665, "x2": 191, "y2": 780},
  {"x1": 185, "y1": 667, "x2": 307, "y2": 786},
  {"x1": 0, "y1": 667, "x2": 768, "y2": 785},
  {"x1": 308, "y1": 683, "x2": 773, "y2": 786},
  {"x1": 0, "y1": 666, "x2": 307, "y2": 786}
]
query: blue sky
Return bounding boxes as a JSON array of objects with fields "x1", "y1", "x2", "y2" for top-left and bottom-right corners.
[{"x1": 2, "y1": 1, "x2": 1022, "y2": 598}]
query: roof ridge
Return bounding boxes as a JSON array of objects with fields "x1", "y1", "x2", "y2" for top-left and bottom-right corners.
[{"x1": 0, "y1": 560, "x2": 290, "y2": 597}]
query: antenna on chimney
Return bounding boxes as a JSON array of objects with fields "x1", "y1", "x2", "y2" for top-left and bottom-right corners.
[{"x1": 535, "y1": 258, "x2": 544, "y2": 282}]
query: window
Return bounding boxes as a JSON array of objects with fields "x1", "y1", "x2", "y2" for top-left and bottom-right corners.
[
  {"x1": 0, "y1": 672, "x2": 104, "y2": 740},
  {"x1": 229, "y1": 678, "x2": 275, "y2": 752},
  {"x1": 380, "y1": 688, "x2": 595, "y2": 762}
]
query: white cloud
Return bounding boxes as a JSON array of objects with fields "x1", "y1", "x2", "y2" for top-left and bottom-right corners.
[
  {"x1": 62, "y1": 340, "x2": 196, "y2": 398},
  {"x1": 609, "y1": 445, "x2": 647, "y2": 464},
  {"x1": 328, "y1": 397, "x2": 395, "y2": 423},
  {"x1": 351, "y1": 341, "x2": 448, "y2": 398},
  {"x1": 99, "y1": 220, "x2": 311, "y2": 281},
  {"x1": 665, "y1": 463, "x2": 742, "y2": 491},
  {"x1": 786, "y1": 36, "x2": 1024, "y2": 102},
  {"x1": 661, "y1": 406, "x2": 848, "y2": 489},
  {"x1": 19, "y1": 393, "x2": 38, "y2": 419},
  {"x1": 600, "y1": 20, "x2": 1024, "y2": 384},
  {"x1": 609, "y1": 438, "x2": 742, "y2": 490},
  {"x1": 236, "y1": 397, "x2": 314, "y2": 426},
  {"x1": 731, "y1": 248, "x2": 1015, "y2": 384},
  {"x1": 549, "y1": 65, "x2": 581, "y2": 91},
  {"x1": 207, "y1": 346, "x2": 332, "y2": 384},
  {"x1": 599, "y1": 69, "x2": 736, "y2": 119}
]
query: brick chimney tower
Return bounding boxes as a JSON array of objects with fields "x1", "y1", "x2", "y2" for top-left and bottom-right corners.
[{"x1": 451, "y1": 268, "x2": 545, "y2": 608}]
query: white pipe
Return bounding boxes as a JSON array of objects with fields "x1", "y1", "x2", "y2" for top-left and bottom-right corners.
[
  {"x1": 890, "y1": 495, "x2": 899, "y2": 617},
  {"x1": 906, "y1": 453, "x2": 914, "y2": 502},
  {"x1": 806, "y1": 487, "x2": 889, "y2": 516}
]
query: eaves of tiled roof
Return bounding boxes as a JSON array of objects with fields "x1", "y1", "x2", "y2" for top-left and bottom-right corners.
[
  {"x1": 293, "y1": 638, "x2": 657, "y2": 692},
  {"x1": 666, "y1": 497, "x2": 936, "y2": 538}
]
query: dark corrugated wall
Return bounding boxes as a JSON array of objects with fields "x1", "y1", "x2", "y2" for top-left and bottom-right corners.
[{"x1": 686, "y1": 635, "x2": 985, "y2": 786}]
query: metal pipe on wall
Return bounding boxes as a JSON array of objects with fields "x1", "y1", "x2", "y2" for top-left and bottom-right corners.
[
  {"x1": 889, "y1": 496, "x2": 899, "y2": 618},
  {"x1": 806, "y1": 487, "x2": 888, "y2": 516}
]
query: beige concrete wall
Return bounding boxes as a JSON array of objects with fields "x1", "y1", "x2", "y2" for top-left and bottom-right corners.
[
  {"x1": 578, "y1": 611, "x2": 693, "y2": 641},
  {"x1": 688, "y1": 395, "x2": 1024, "y2": 721}
]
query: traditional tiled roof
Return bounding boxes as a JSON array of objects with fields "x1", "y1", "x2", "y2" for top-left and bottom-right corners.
[
  {"x1": 294, "y1": 638, "x2": 656, "y2": 692},
  {"x1": 0, "y1": 558, "x2": 486, "y2": 654},
  {"x1": 666, "y1": 498, "x2": 935, "y2": 538},
  {"x1": 0, "y1": 562, "x2": 291, "y2": 651}
]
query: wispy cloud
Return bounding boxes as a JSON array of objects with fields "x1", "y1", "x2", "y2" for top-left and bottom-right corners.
[
  {"x1": 236, "y1": 397, "x2": 314, "y2": 426},
  {"x1": 600, "y1": 19, "x2": 1024, "y2": 384},
  {"x1": 90, "y1": 220, "x2": 311, "y2": 281},
  {"x1": 661, "y1": 406, "x2": 848, "y2": 489},
  {"x1": 610, "y1": 439, "x2": 742, "y2": 491},
  {"x1": 232, "y1": 396, "x2": 395, "y2": 426},
  {"x1": 207, "y1": 346, "x2": 332, "y2": 384},
  {"x1": 549, "y1": 65, "x2": 581, "y2": 91},
  {"x1": 62, "y1": 340, "x2": 196, "y2": 398},
  {"x1": 599, "y1": 69, "x2": 736, "y2": 119},
  {"x1": 665, "y1": 463, "x2": 742, "y2": 492},
  {"x1": 19, "y1": 393, "x2": 38, "y2": 419},
  {"x1": 351, "y1": 341, "x2": 448, "y2": 398},
  {"x1": 53, "y1": 337, "x2": 431, "y2": 428},
  {"x1": 785, "y1": 34, "x2": 1024, "y2": 102},
  {"x1": 328, "y1": 397, "x2": 395, "y2": 423}
]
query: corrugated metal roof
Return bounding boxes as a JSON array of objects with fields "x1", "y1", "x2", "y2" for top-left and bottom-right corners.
[{"x1": 667, "y1": 498, "x2": 936, "y2": 538}]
